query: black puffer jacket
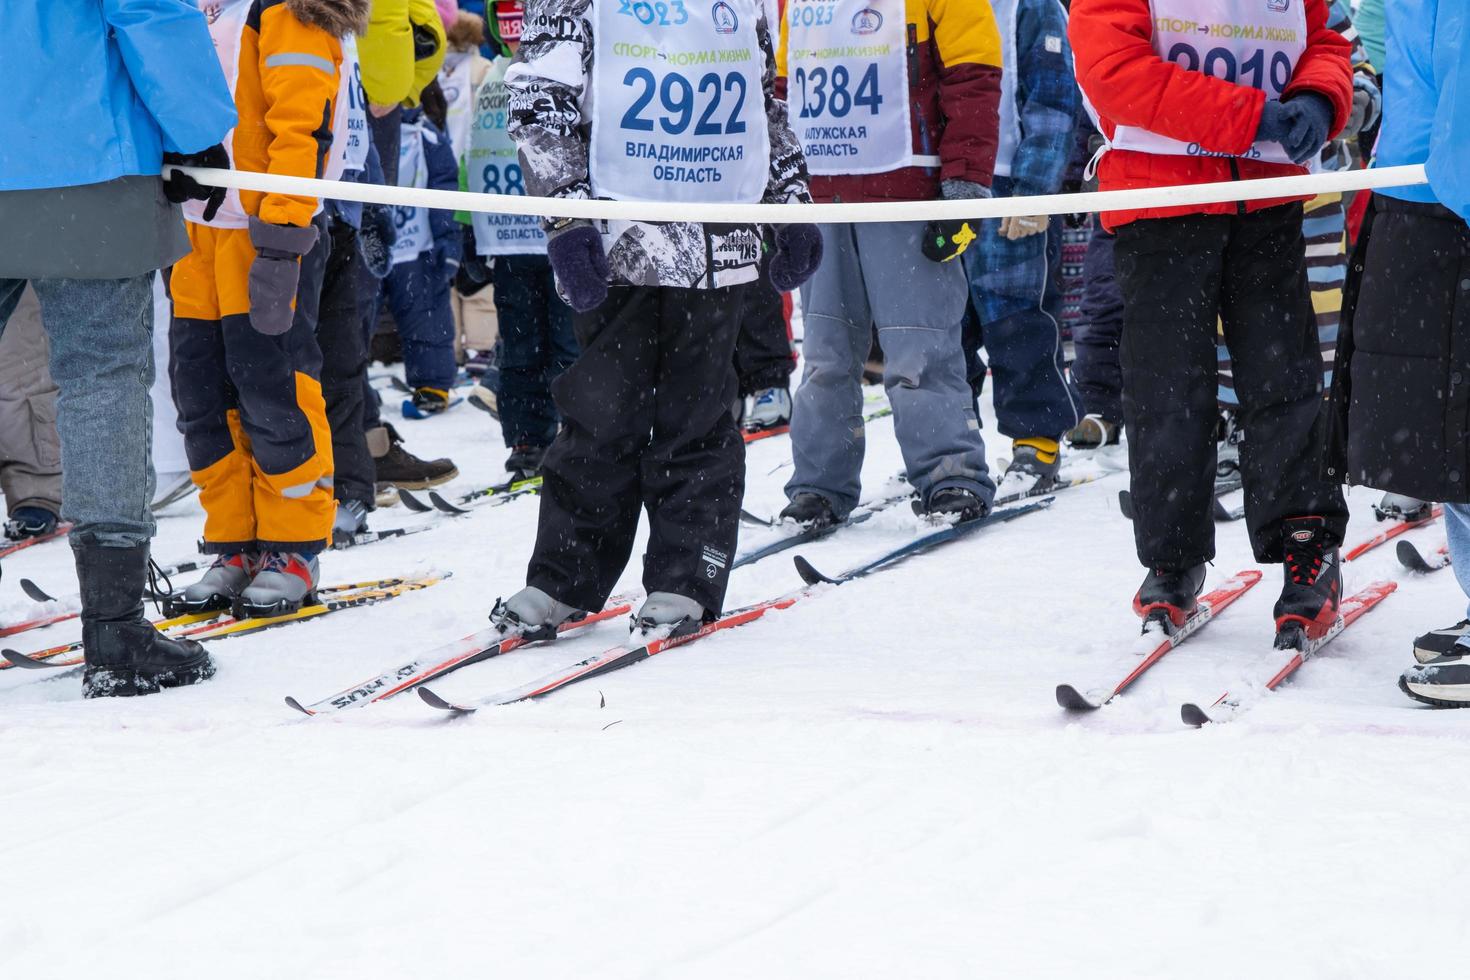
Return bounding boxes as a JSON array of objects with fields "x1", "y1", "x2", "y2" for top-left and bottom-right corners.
[{"x1": 1326, "y1": 195, "x2": 1470, "y2": 503}]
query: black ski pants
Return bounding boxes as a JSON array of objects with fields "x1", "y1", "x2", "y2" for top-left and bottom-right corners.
[
  {"x1": 526, "y1": 282, "x2": 750, "y2": 615},
  {"x1": 1114, "y1": 203, "x2": 1347, "y2": 568},
  {"x1": 316, "y1": 218, "x2": 375, "y2": 509},
  {"x1": 733, "y1": 280, "x2": 794, "y2": 396}
]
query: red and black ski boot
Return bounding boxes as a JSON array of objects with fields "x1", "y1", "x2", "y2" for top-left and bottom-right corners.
[
  {"x1": 1274, "y1": 516, "x2": 1342, "y2": 650},
  {"x1": 1132, "y1": 564, "x2": 1207, "y2": 634}
]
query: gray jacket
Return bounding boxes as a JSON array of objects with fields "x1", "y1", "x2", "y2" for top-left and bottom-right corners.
[
  {"x1": 504, "y1": 0, "x2": 811, "y2": 290},
  {"x1": 0, "y1": 176, "x2": 189, "y2": 280}
]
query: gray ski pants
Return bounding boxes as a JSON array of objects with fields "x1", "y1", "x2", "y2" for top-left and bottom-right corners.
[
  {"x1": 0, "y1": 285, "x2": 62, "y2": 516},
  {"x1": 786, "y1": 221, "x2": 992, "y2": 516}
]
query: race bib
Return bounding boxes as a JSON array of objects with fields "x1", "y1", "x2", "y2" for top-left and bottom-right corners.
[
  {"x1": 440, "y1": 51, "x2": 478, "y2": 162},
  {"x1": 590, "y1": 0, "x2": 769, "y2": 203},
  {"x1": 185, "y1": 0, "x2": 251, "y2": 226},
  {"x1": 325, "y1": 35, "x2": 369, "y2": 180},
  {"x1": 1110, "y1": 0, "x2": 1307, "y2": 165},
  {"x1": 468, "y1": 59, "x2": 547, "y2": 255},
  {"x1": 391, "y1": 120, "x2": 433, "y2": 263},
  {"x1": 785, "y1": 0, "x2": 915, "y2": 176}
]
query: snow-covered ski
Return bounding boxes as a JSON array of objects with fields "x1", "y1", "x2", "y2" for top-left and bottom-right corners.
[
  {"x1": 0, "y1": 523, "x2": 73, "y2": 561},
  {"x1": 285, "y1": 593, "x2": 638, "y2": 715},
  {"x1": 2, "y1": 574, "x2": 445, "y2": 671},
  {"x1": 1055, "y1": 569, "x2": 1263, "y2": 711},
  {"x1": 1396, "y1": 539, "x2": 1451, "y2": 573},
  {"x1": 398, "y1": 476, "x2": 542, "y2": 514},
  {"x1": 417, "y1": 499, "x2": 1053, "y2": 712},
  {"x1": 732, "y1": 491, "x2": 914, "y2": 569},
  {"x1": 1178, "y1": 580, "x2": 1398, "y2": 726},
  {"x1": 1343, "y1": 506, "x2": 1443, "y2": 562}
]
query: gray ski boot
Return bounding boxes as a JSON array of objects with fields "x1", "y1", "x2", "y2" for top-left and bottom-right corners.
[
  {"x1": 235, "y1": 551, "x2": 319, "y2": 618},
  {"x1": 331, "y1": 499, "x2": 369, "y2": 548},
  {"x1": 490, "y1": 586, "x2": 580, "y2": 640},
  {"x1": 1374, "y1": 492, "x2": 1434, "y2": 523},
  {"x1": 995, "y1": 442, "x2": 1061, "y2": 501},
  {"x1": 166, "y1": 552, "x2": 257, "y2": 616},
  {"x1": 632, "y1": 591, "x2": 705, "y2": 639}
]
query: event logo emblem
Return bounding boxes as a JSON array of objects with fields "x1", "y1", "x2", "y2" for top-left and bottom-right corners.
[
  {"x1": 712, "y1": 1, "x2": 738, "y2": 33},
  {"x1": 851, "y1": 8, "x2": 883, "y2": 34},
  {"x1": 1267, "y1": 0, "x2": 1289, "y2": 11}
]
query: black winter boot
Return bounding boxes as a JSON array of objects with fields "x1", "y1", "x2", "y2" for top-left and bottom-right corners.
[
  {"x1": 74, "y1": 537, "x2": 216, "y2": 698},
  {"x1": 780, "y1": 492, "x2": 838, "y2": 529},
  {"x1": 1274, "y1": 516, "x2": 1342, "y2": 650},
  {"x1": 369, "y1": 422, "x2": 459, "y2": 491},
  {"x1": 1133, "y1": 564, "x2": 1208, "y2": 633}
]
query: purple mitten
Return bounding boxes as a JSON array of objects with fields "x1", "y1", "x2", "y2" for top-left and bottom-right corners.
[
  {"x1": 546, "y1": 224, "x2": 610, "y2": 312},
  {"x1": 768, "y1": 224, "x2": 823, "y2": 293}
]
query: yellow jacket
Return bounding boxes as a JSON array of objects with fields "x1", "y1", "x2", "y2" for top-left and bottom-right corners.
[{"x1": 359, "y1": 0, "x2": 446, "y2": 107}]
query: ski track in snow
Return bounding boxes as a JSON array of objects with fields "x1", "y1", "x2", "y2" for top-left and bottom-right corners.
[{"x1": 4, "y1": 346, "x2": 1470, "y2": 977}]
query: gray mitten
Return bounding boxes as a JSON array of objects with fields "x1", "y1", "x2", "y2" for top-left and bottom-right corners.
[{"x1": 247, "y1": 216, "x2": 318, "y2": 336}]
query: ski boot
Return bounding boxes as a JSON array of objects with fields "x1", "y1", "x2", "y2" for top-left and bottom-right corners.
[
  {"x1": 995, "y1": 439, "x2": 1061, "y2": 500},
  {"x1": 3, "y1": 505, "x2": 59, "y2": 541},
  {"x1": 1411, "y1": 618, "x2": 1470, "y2": 664},
  {"x1": 489, "y1": 586, "x2": 580, "y2": 641},
  {"x1": 74, "y1": 537, "x2": 215, "y2": 698},
  {"x1": 370, "y1": 423, "x2": 459, "y2": 493},
  {"x1": 165, "y1": 552, "x2": 257, "y2": 616},
  {"x1": 743, "y1": 387, "x2": 792, "y2": 433},
  {"x1": 1400, "y1": 647, "x2": 1470, "y2": 707},
  {"x1": 331, "y1": 499, "x2": 369, "y2": 548},
  {"x1": 919, "y1": 486, "x2": 989, "y2": 523},
  {"x1": 632, "y1": 591, "x2": 704, "y2": 640},
  {"x1": 1373, "y1": 492, "x2": 1433, "y2": 523},
  {"x1": 1065, "y1": 414, "x2": 1120, "y2": 450},
  {"x1": 403, "y1": 386, "x2": 454, "y2": 419},
  {"x1": 1133, "y1": 564, "x2": 1208, "y2": 634},
  {"x1": 780, "y1": 492, "x2": 838, "y2": 529},
  {"x1": 1273, "y1": 516, "x2": 1342, "y2": 650},
  {"x1": 504, "y1": 444, "x2": 547, "y2": 480},
  {"x1": 235, "y1": 551, "x2": 319, "y2": 618},
  {"x1": 1215, "y1": 410, "x2": 1243, "y2": 494}
]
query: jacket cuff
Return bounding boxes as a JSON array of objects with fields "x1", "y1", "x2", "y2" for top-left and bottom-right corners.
[{"x1": 248, "y1": 215, "x2": 318, "y2": 256}]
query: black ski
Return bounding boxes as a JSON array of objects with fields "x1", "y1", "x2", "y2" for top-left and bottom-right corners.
[{"x1": 1398, "y1": 539, "x2": 1451, "y2": 573}]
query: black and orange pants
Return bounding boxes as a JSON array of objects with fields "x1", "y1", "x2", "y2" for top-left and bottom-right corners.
[{"x1": 168, "y1": 217, "x2": 335, "y2": 554}]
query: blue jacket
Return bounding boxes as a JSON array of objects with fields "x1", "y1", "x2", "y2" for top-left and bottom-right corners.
[
  {"x1": 0, "y1": 0, "x2": 237, "y2": 192},
  {"x1": 1375, "y1": 0, "x2": 1467, "y2": 217}
]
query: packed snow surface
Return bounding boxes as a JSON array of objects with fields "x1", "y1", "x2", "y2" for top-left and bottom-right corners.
[{"x1": 3, "y1": 361, "x2": 1468, "y2": 979}]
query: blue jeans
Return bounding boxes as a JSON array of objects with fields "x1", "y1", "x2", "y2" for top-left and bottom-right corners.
[
  {"x1": 493, "y1": 254, "x2": 577, "y2": 447},
  {"x1": 0, "y1": 275, "x2": 156, "y2": 547},
  {"x1": 1445, "y1": 503, "x2": 1470, "y2": 621}
]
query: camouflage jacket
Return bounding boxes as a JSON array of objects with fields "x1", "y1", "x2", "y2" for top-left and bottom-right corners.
[{"x1": 504, "y1": 0, "x2": 811, "y2": 290}]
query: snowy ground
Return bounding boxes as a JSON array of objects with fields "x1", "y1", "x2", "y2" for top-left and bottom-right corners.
[{"x1": 4, "y1": 351, "x2": 1470, "y2": 979}]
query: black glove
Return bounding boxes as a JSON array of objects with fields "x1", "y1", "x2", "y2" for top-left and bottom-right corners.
[
  {"x1": 358, "y1": 204, "x2": 396, "y2": 279},
  {"x1": 922, "y1": 220, "x2": 978, "y2": 263},
  {"x1": 456, "y1": 251, "x2": 493, "y2": 295},
  {"x1": 1254, "y1": 94, "x2": 1334, "y2": 165},
  {"x1": 247, "y1": 217, "x2": 318, "y2": 335},
  {"x1": 546, "y1": 224, "x2": 610, "y2": 312},
  {"x1": 161, "y1": 143, "x2": 230, "y2": 222},
  {"x1": 768, "y1": 224, "x2": 823, "y2": 293}
]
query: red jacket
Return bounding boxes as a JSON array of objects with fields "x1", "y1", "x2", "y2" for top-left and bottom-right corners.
[
  {"x1": 777, "y1": 0, "x2": 1004, "y2": 203},
  {"x1": 1069, "y1": 0, "x2": 1352, "y2": 230}
]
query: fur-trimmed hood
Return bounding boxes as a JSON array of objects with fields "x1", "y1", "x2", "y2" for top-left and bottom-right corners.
[{"x1": 285, "y1": 0, "x2": 371, "y2": 38}]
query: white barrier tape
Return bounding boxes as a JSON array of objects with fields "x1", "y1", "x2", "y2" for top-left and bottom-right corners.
[{"x1": 170, "y1": 163, "x2": 1427, "y2": 224}]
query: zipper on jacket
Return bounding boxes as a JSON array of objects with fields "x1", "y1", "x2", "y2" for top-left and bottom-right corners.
[{"x1": 1228, "y1": 158, "x2": 1245, "y2": 216}]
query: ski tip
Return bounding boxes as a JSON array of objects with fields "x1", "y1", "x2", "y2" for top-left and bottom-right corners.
[
  {"x1": 19, "y1": 578, "x2": 57, "y2": 604},
  {"x1": 417, "y1": 686, "x2": 474, "y2": 712},
  {"x1": 792, "y1": 555, "x2": 838, "y2": 587},
  {"x1": 2, "y1": 648, "x2": 48, "y2": 670},
  {"x1": 1055, "y1": 684, "x2": 1102, "y2": 712},
  {"x1": 1180, "y1": 703, "x2": 1213, "y2": 728},
  {"x1": 1118, "y1": 489, "x2": 1134, "y2": 521},
  {"x1": 283, "y1": 696, "x2": 315, "y2": 717},
  {"x1": 397, "y1": 488, "x2": 431, "y2": 512},
  {"x1": 428, "y1": 491, "x2": 470, "y2": 516}
]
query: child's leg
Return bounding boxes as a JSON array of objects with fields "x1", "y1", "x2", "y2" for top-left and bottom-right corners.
[
  {"x1": 386, "y1": 256, "x2": 457, "y2": 393},
  {"x1": 494, "y1": 254, "x2": 558, "y2": 448}
]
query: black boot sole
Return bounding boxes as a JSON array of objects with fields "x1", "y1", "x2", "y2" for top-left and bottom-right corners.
[
  {"x1": 161, "y1": 593, "x2": 236, "y2": 619},
  {"x1": 231, "y1": 593, "x2": 316, "y2": 620},
  {"x1": 83, "y1": 657, "x2": 217, "y2": 698}
]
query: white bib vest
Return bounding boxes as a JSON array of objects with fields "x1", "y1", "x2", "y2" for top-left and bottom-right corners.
[
  {"x1": 468, "y1": 59, "x2": 548, "y2": 256},
  {"x1": 391, "y1": 118, "x2": 433, "y2": 263},
  {"x1": 185, "y1": 0, "x2": 251, "y2": 226},
  {"x1": 440, "y1": 51, "x2": 479, "y2": 162},
  {"x1": 325, "y1": 35, "x2": 369, "y2": 181},
  {"x1": 589, "y1": 0, "x2": 769, "y2": 203},
  {"x1": 785, "y1": 0, "x2": 931, "y2": 176},
  {"x1": 1109, "y1": 0, "x2": 1308, "y2": 165}
]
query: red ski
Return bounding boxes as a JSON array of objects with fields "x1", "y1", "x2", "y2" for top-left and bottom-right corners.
[
  {"x1": 1056, "y1": 569, "x2": 1263, "y2": 711},
  {"x1": 1180, "y1": 580, "x2": 1397, "y2": 726},
  {"x1": 1343, "y1": 507, "x2": 1442, "y2": 562},
  {"x1": 0, "y1": 524, "x2": 73, "y2": 561}
]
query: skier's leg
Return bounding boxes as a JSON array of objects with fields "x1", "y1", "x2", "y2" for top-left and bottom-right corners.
[
  {"x1": 1220, "y1": 203, "x2": 1348, "y2": 563},
  {"x1": 495, "y1": 254, "x2": 556, "y2": 450},
  {"x1": 785, "y1": 223, "x2": 870, "y2": 518},
  {"x1": 639, "y1": 283, "x2": 747, "y2": 616},
  {"x1": 1114, "y1": 214, "x2": 1228, "y2": 569},
  {"x1": 525, "y1": 286, "x2": 658, "y2": 611},
  {"x1": 1070, "y1": 225, "x2": 1125, "y2": 428},
  {"x1": 860, "y1": 220, "x2": 993, "y2": 511}
]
